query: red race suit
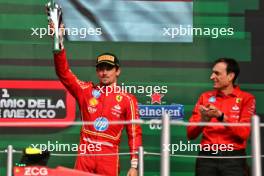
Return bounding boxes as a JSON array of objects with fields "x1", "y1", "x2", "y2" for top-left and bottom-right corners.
[
  {"x1": 54, "y1": 49, "x2": 142, "y2": 176},
  {"x1": 187, "y1": 86, "x2": 256, "y2": 150}
]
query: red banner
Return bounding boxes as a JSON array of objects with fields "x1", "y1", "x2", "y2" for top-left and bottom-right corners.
[{"x1": 0, "y1": 80, "x2": 76, "y2": 127}]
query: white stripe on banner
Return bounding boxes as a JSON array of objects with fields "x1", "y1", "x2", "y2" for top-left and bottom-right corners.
[{"x1": 57, "y1": 0, "x2": 193, "y2": 42}]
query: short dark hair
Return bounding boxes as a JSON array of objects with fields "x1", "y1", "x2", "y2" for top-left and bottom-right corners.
[{"x1": 213, "y1": 58, "x2": 240, "y2": 84}]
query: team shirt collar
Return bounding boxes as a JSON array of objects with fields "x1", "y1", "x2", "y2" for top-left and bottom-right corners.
[{"x1": 215, "y1": 85, "x2": 240, "y2": 97}]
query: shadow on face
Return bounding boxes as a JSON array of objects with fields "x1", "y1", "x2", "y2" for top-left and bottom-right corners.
[{"x1": 96, "y1": 63, "x2": 120, "y2": 86}]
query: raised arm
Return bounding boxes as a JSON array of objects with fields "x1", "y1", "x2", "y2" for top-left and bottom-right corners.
[{"x1": 54, "y1": 49, "x2": 88, "y2": 101}]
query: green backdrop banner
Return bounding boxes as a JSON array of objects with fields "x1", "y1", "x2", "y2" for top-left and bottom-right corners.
[{"x1": 0, "y1": 0, "x2": 263, "y2": 175}]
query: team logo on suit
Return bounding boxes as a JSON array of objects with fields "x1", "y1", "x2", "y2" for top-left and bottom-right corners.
[{"x1": 94, "y1": 117, "x2": 109, "y2": 131}]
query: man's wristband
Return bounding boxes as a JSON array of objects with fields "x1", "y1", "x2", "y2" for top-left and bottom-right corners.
[{"x1": 217, "y1": 112, "x2": 224, "y2": 122}]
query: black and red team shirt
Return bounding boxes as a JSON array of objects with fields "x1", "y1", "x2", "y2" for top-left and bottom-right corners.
[
  {"x1": 54, "y1": 49, "x2": 142, "y2": 160},
  {"x1": 187, "y1": 86, "x2": 256, "y2": 150}
]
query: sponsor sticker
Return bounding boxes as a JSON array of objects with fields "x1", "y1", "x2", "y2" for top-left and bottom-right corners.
[
  {"x1": 114, "y1": 104, "x2": 121, "y2": 110},
  {"x1": 88, "y1": 106, "x2": 97, "y2": 113},
  {"x1": 92, "y1": 89, "x2": 101, "y2": 99},
  {"x1": 116, "y1": 95, "x2": 123, "y2": 102},
  {"x1": 89, "y1": 98, "x2": 98, "y2": 107},
  {"x1": 236, "y1": 98, "x2": 242, "y2": 104},
  {"x1": 208, "y1": 96, "x2": 216, "y2": 103},
  {"x1": 139, "y1": 105, "x2": 184, "y2": 119},
  {"x1": 94, "y1": 117, "x2": 109, "y2": 131},
  {"x1": 232, "y1": 104, "x2": 240, "y2": 111}
]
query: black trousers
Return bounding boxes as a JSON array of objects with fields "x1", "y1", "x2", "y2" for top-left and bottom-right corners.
[{"x1": 196, "y1": 150, "x2": 249, "y2": 176}]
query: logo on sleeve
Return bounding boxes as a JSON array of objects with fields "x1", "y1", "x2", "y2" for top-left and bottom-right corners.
[{"x1": 94, "y1": 117, "x2": 109, "y2": 131}]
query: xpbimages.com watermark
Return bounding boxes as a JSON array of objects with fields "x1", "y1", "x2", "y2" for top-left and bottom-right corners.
[
  {"x1": 163, "y1": 25, "x2": 234, "y2": 39},
  {"x1": 30, "y1": 140, "x2": 102, "y2": 154},
  {"x1": 96, "y1": 83, "x2": 168, "y2": 96},
  {"x1": 163, "y1": 141, "x2": 234, "y2": 155},
  {"x1": 30, "y1": 26, "x2": 102, "y2": 38}
]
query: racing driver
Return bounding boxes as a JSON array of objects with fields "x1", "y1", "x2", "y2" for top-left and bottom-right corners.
[{"x1": 51, "y1": 23, "x2": 142, "y2": 176}]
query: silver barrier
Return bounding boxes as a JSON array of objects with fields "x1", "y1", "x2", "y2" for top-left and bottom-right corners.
[
  {"x1": 2, "y1": 116, "x2": 263, "y2": 176},
  {"x1": 252, "y1": 115, "x2": 262, "y2": 176},
  {"x1": 161, "y1": 113, "x2": 170, "y2": 176},
  {"x1": 138, "y1": 146, "x2": 144, "y2": 176},
  {"x1": 0, "y1": 120, "x2": 253, "y2": 126},
  {"x1": 6, "y1": 145, "x2": 13, "y2": 176}
]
